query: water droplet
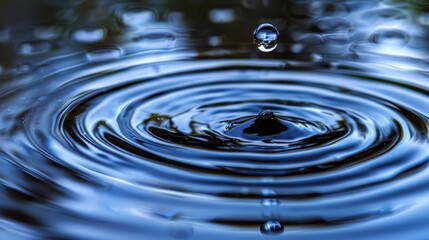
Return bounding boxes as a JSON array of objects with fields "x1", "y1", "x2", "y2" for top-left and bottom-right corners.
[
  {"x1": 86, "y1": 46, "x2": 123, "y2": 62},
  {"x1": 260, "y1": 220, "x2": 284, "y2": 235},
  {"x1": 18, "y1": 41, "x2": 52, "y2": 55},
  {"x1": 253, "y1": 23, "x2": 279, "y2": 52},
  {"x1": 208, "y1": 9, "x2": 236, "y2": 23},
  {"x1": 72, "y1": 27, "x2": 105, "y2": 43}
]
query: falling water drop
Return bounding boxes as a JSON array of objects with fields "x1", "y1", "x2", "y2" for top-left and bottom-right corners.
[
  {"x1": 260, "y1": 220, "x2": 284, "y2": 235},
  {"x1": 253, "y1": 23, "x2": 279, "y2": 52}
]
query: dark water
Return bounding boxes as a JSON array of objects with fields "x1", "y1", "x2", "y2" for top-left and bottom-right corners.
[{"x1": 1, "y1": 0, "x2": 429, "y2": 239}]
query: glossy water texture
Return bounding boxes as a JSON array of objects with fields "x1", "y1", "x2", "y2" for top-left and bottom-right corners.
[{"x1": 0, "y1": 1, "x2": 429, "y2": 239}]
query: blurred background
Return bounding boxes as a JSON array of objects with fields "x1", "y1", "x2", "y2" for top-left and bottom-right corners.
[{"x1": 1, "y1": 0, "x2": 428, "y2": 73}]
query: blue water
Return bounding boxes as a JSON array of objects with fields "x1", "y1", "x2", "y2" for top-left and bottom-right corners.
[{"x1": 0, "y1": 1, "x2": 429, "y2": 239}]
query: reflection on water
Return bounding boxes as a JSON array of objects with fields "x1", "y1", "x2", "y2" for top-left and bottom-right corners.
[{"x1": 0, "y1": 1, "x2": 429, "y2": 239}]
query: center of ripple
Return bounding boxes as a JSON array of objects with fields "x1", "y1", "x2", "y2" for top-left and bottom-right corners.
[
  {"x1": 225, "y1": 110, "x2": 328, "y2": 143},
  {"x1": 141, "y1": 97, "x2": 349, "y2": 153}
]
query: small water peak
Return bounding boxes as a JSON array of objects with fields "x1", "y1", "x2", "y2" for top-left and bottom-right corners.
[
  {"x1": 257, "y1": 110, "x2": 277, "y2": 121},
  {"x1": 243, "y1": 111, "x2": 288, "y2": 136}
]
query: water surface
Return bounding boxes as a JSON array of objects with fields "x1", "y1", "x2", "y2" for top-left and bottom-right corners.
[{"x1": 0, "y1": 1, "x2": 429, "y2": 239}]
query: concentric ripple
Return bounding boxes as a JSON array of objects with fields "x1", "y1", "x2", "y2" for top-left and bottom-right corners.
[
  {"x1": 0, "y1": 49, "x2": 428, "y2": 239},
  {"x1": 1, "y1": 0, "x2": 429, "y2": 239},
  {"x1": 56, "y1": 57, "x2": 427, "y2": 184}
]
